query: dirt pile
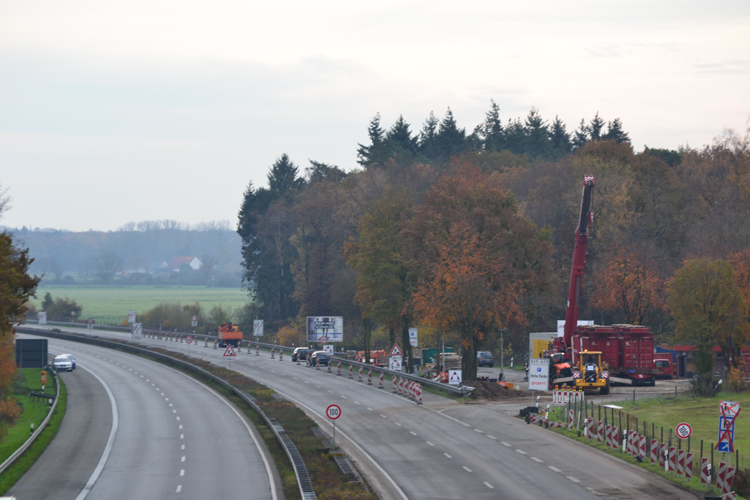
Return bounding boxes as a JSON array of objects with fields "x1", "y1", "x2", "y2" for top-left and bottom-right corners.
[{"x1": 469, "y1": 380, "x2": 528, "y2": 401}]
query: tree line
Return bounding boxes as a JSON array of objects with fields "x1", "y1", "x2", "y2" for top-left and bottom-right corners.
[{"x1": 238, "y1": 105, "x2": 750, "y2": 381}]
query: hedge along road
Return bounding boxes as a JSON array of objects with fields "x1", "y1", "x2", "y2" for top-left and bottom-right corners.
[
  {"x1": 27, "y1": 326, "x2": 699, "y2": 500},
  {"x1": 12, "y1": 334, "x2": 280, "y2": 500}
]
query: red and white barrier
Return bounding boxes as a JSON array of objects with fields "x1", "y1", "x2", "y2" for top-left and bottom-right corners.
[
  {"x1": 358, "y1": 366, "x2": 363, "y2": 382},
  {"x1": 213, "y1": 340, "x2": 218, "y2": 350},
  {"x1": 684, "y1": 452, "x2": 693, "y2": 480},
  {"x1": 586, "y1": 418, "x2": 593, "y2": 440},
  {"x1": 700, "y1": 457, "x2": 710, "y2": 485},
  {"x1": 337, "y1": 361, "x2": 342, "y2": 376},
  {"x1": 659, "y1": 443, "x2": 667, "y2": 468},
  {"x1": 668, "y1": 446, "x2": 676, "y2": 472},
  {"x1": 271, "y1": 347, "x2": 275, "y2": 359},
  {"x1": 723, "y1": 466, "x2": 736, "y2": 494},
  {"x1": 716, "y1": 462, "x2": 727, "y2": 492},
  {"x1": 552, "y1": 386, "x2": 584, "y2": 404},
  {"x1": 348, "y1": 364, "x2": 353, "y2": 379},
  {"x1": 367, "y1": 369, "x2": 373, "y2": 386},
  {"x1": 392, "y1": 376, "x2": 398, "y2": 393},
  {"x1": 639, "y1": 435, "x2": 646, "y2": 460},
  {"x1": 416, "y1": 383, "x2": 423, "y2": 405},
  {"x1": 256, "y1": 344, "x2": 260, "y2": 356},
  {"x1": 650, "y1": 439, "x2": 658, "y2": 464},
  {"x1": 676, "y1": 449, "x2": 685, "y2": 476},
  {"x1": 327, "y1": 361, "x2": 332, "y2": 373},
  {"x1": 378, "y1": 372, "x2": 384, "y2": 389},
  {"x1": 568, "y1": 410, "x2": 574, "y2": 431},
  {"x1": 597, "y1": 421, "x2": 604, "y2": 443},
  {"x1": 204, "y1": 337, "x2": 208, "y2": 347}
]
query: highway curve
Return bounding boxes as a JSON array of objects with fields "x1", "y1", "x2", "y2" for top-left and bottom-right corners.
[
  {"x1": 10, "y1": 335, "x2": 280, "y2": 500},
  {"x1": 27, "y1": 327, "x2": 701, "y2": 500}
]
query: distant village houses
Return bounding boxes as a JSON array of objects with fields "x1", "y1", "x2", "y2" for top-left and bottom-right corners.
[{"x1": 146, "y1": 256, "x2": 202, "y2": 275}]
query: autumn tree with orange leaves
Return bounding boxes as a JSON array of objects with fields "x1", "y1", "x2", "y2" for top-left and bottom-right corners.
[
  {"x1": 409, "y1": 165, "x2": 549, "y2": 381},
  {"x1": 0, "y1": 231, "x2": 40, "y2": 438},
  {"x1": 591, "y1": 248, "x2": 666, "y2": 325}
]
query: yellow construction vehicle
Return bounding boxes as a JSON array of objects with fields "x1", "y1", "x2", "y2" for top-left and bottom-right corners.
[{"x1": 572, "y1": 350, "x2": 610, "y2": 395}]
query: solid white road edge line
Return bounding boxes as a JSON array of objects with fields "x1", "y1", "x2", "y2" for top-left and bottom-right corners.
[
  {"x1": 271, "y1": 389, "x2": 410, "y2": 500},
  {"x1": 74, "y1": 364, "x2": 119, "y2": 500}
]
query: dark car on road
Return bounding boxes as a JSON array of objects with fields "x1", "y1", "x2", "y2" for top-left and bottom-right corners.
[
  {"x1": 308, "y1": 351, "x2": 330, "y2": 367},
  {"x1": 292, "y1": 348, "x2": 310, "y2": 362},
  {"x1": 477, "y1": 351, "x2": 494, "y2": 367}
]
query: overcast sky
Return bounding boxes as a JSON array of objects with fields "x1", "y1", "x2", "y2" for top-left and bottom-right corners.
[{"x1": 1, "y1": 0, "x2": 749, "y2": 232}]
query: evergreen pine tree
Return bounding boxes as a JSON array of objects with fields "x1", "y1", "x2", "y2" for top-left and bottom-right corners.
[
  {"x1": 572, "y1": 119, "x2": 590, "y2": 150},
  {"x1": 504, "y1": 118, "x2": 527, "y2": 155},
  {"x1": 418, "y1": 111, "x2": 440, "y2": 158},
  {"x1": 602, "y1": 118, "x2": 630, "y2": 144},
  {"x1": 524, "y1": 108, "x2": 552, "y2": 160},
  {"x1": 434, "y1": 107, "x2": 467, "y2": 162},
  {"x1": 356, "y1": 113, "x2": 386, "y2": 166},
  {"x1": 386, "y1": 115, "x2": 418, "y2": 154},
  {"x1": 267, "y1": 154, "x2": 305, "y2": 193},
  {"x1": 479, "y1": 100, "x2": 505, "y2": 152},
  {"x1": 550, "y1": 115, "x2": 572, "y2": 157},
  {"x1": 306, "y1": 160, "x2": 347, "y2": 184},
  {"x1": 589, "y1": 112, "x2": 605, "y2": 140}
]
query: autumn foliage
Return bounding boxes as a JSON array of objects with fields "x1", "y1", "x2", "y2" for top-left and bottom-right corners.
[
  {"x1": 591, "y1": 248, "x2": 665, "y2": 325},
  {"x1": 410, "y1": 165, "x2": 550, "y2": 380}
]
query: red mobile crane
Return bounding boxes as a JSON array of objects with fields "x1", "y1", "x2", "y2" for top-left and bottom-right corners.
[{"x1": 551, "y1": 175, "x2": 659, "y2": 388}]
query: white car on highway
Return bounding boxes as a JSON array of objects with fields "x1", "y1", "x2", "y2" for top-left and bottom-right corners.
[{"x1": 53, "y1": 354, "x2": 76, "y2": 371}]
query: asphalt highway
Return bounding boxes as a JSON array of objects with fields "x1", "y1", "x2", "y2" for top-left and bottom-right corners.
[
  {"x1": 26, "y1": 327, "x2": 700, "y2": 500},
  {"x1": 10, "y1": 335, "x2": 279, "y2": 500}
]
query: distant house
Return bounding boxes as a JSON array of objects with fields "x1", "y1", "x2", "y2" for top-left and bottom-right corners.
[
  {"x1": 148, "y1": 261, "x2": 170, "y2": 275},
  {"x1": 168, "y1": 256, "x2": 203, "y2": 272}
]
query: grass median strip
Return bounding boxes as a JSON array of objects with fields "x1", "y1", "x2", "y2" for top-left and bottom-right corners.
[{"x1": 0, "y1": 370, "x2": 66, "y2": 495}]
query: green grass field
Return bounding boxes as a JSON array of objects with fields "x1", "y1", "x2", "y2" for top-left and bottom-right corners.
[
  {"x1": 616, "y1": 392, "x2": 750, "y2": 469},
  {"x1": 32, "y1": 285, "x2": 250, "y2": 324}
]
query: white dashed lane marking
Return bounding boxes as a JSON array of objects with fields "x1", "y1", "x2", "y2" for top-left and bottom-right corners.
[
  {"x1": 515, "y1": 449, "x2": 527, "y2": 455},
  {"x1": 176, "y1": 485, "x2": 182, "y2": 493},
  {"x1": 549, "y1": 466, "x2": 562, "y2": 473},
  {"x1": 531, "y1": 457, "x2": 544, "y2": 463},
  {"x1": 484, "y1": 482, "x2": 494, "y2": 489},
  {"x1": 395, "y1": 423, "x2": 401, "y2": 427},
  {"x1": 444, "y1": 453, "x2": 452, "y2": 458},
  {"x1": 462, "y1": 466, "x2": 472, "y2": 473},
  {"x1": 487, "y1": 435, "x2": 497, "y2": 440},
  {"x1": 567, "y1": 476, "x2": 581, "y2": 483},
  {"x1": 426, "y1": 441, "x2": 434, "y2": 446},
  {"x1": 409, "y1": 431, "x2": 417, "y2": 436}
]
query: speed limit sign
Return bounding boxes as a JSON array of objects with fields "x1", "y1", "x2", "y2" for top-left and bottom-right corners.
[
  {"x1": 676, "y1": 422, "x2": 692, "y2": 439},
  {"x1": 326, "y1": 404, "x2": 341, "y2": 420}
]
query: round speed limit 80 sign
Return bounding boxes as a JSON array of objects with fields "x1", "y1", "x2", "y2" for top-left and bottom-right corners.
[
  {"x1": 326, "y1": 404, "x2": 341, "y2": 420},
  {"x1": 675, "y1": 422, "x2": 692, "y2": 439}
]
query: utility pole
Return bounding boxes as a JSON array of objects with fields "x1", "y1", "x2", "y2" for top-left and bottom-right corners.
[{"x1": 500, "y1": 327, "x2": 508, "y2": 382}]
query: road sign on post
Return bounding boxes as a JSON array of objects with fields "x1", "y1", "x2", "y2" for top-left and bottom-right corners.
[
  {"x1": 716, "y1": 400, "x2": 741, "y2": 452},
  {"x1": 253, "y1": 320, "x2": 264, "y2": 337},
  {"x1": 676, "y1": 422, "x2": 692, "y2": 439},
  {"x1": 326, "y1": 404, "x2": 342, "y2": 449},
  {"x1": 128, "y1": 310, "x2": 136, "y2": 324},
  {"x1": 191, "y1": 315, "x2": 197, "y2": 327},
  {"x1": 448, "y1": 369, "x2": 462, "y2": 385},
  {"x1": 185, "y1": 336, "x2": 193, "y2": 345},
  {"x1": 528, "y1": 358, "x2": 549, "y2": 391},
  {"x1": 38, "y1": 312, "x2": 46, "y2": 325},
  {"x1": 390, "y1": 344, "x2": 403, "y2": 356},
  {"x1": 408, "y1": 328, "x2": 418, "y2": 347},
  {"x1": 323, "y1": 344, "x2": 333, "y2": 355}
]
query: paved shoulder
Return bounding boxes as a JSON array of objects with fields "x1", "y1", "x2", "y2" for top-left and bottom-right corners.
[{"x1": 8, "y1": 364, "x2": 112, "y2": 500}]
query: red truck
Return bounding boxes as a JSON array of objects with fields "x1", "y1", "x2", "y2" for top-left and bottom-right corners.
[{"x1": 653, "y1": 353, "x2": 674, "y2": 379}]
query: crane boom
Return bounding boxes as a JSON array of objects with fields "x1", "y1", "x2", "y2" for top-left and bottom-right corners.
[{"x1": 563, "y1": 175, "x2": 595, "y2": 349}]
